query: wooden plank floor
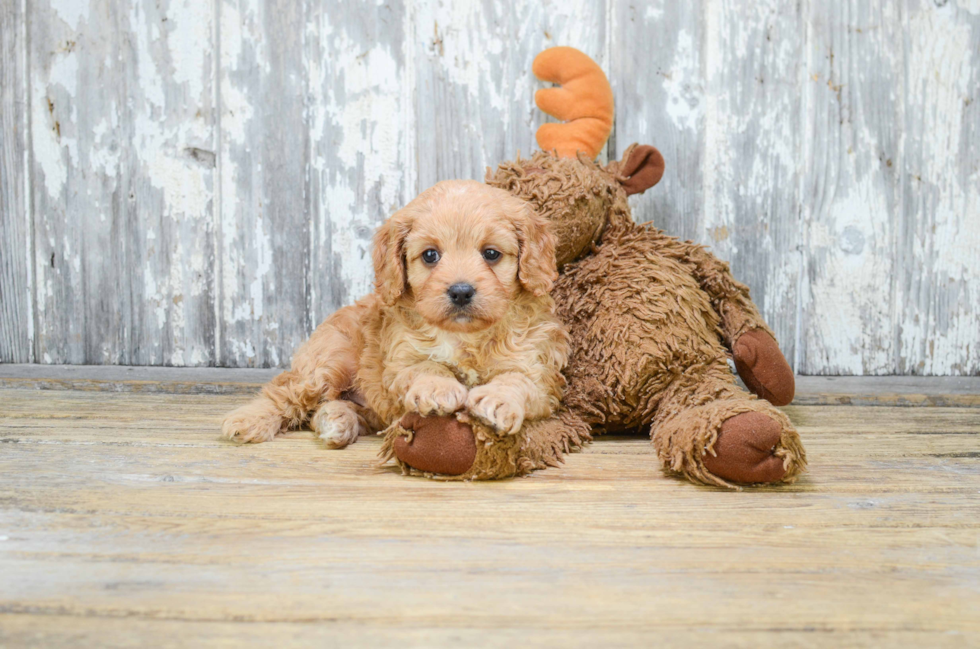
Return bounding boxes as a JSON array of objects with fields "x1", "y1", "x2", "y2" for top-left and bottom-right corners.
[{"x1": 0, "y1": 370, "x2": 978, "y2": 647}]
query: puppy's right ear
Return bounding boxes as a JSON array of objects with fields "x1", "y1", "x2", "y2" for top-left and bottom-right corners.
[
  {"x1": 513, "y1": 201, "x2": 558, "y2": 297},
  {"x1": 373, "y1": 211, "x2": 412, "y2": 306}
]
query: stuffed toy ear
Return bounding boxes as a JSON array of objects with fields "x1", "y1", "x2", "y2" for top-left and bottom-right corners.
[
  {"x1": 618, "y1": 144, "x2": 665, "y2": 196},
  {"x1": 514, "y1": 203, "x2": 558, "y2": 296}
]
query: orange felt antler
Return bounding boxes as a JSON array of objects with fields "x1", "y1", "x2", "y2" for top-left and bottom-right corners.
[{"x1": 533, "y1": 47, "x2": 614, "y2": 159}]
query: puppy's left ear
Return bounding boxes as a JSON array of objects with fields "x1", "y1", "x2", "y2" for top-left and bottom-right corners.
[{"x1": 513, "y1": 201, "x2": 558, "y2": 296}]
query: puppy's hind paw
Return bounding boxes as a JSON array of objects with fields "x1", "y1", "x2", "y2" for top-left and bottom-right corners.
[
  {"x1": 221, "y1": 404, "x2": 283, "y2": 444},
  {"x1": 312, "y1": 401, "x2": 365, "y2": 449}
]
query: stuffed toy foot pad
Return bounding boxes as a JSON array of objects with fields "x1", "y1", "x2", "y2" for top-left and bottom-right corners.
[
  {"x1": 391, "y1": 413, "x2": 476, "y2": 476},
  {"x1": 385, "y1": 411, "x2": 592, "y2": 480},
  {"x1": 703, "y1": 411, "x2": 786, "y2": 484},
  {"x1": 733, "y1": 329, "x2": 796, "y2": 406}
]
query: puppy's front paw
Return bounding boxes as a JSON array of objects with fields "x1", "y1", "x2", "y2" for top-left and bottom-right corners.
[
  {"x1": 221, "y1": 403, "x2": 282, "y2": 444},
  {"x1": 404, "y1": 376, "x2": 468, "y2": 416},
  {"x1": 466, "y1": 385, "x2": 525, "y2": 435}
]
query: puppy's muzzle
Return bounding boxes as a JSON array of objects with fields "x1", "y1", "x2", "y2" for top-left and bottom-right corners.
[{"x1": 447, "y1": 282, "x2": 476, "y2": 308}]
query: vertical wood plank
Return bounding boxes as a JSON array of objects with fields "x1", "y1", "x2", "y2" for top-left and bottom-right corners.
[
  {"x1": 217, "y1": 0, "x2": 309, "y2": 367},
  {"x1": 798, "y1": 0, "x2": 904, "y2": 374},
  {"x1": 700, "y1": 1, "x2": 805, "y2": 367},
  {"x1": 305, "y1": 0, "x2": 411, "y2": 322},
  {"x1": 0, "y1": 0, "x2": 33, "y2": 363},
  {"x1": 611, "y1": 1, "x2": 804, "y2": 366},
  {"x1": 896, "y1": 0, "x2": 980, "y2": 375},
  {"x1": 413, "y1": 0, "x2": 607, "y2": 191},
  {"x1": 29, "y1": 0, "x2": 216, "y2": 365},
  {"x1": 609, "y1": 0, "x2": 704, "y2": 241}
]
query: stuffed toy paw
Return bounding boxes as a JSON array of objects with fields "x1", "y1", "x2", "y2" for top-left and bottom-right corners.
[
  {"x1": 382, "y1": 410, "x2": 591, "y2": 481},
  {"x1": 733, "y1": 329, "x2": 796, "y2": 407},
  {"x1": 390, "y1": 413, "x2": 477, "y2": 476},
  {"x1": 703, "y1": 411, "x2": 792, "y2": 484}
]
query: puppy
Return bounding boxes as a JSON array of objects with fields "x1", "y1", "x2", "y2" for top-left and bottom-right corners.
[{"x1": 221, "y1": 180, "x2": 569, "y2": 449}]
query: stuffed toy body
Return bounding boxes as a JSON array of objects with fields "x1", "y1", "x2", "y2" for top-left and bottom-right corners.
[{"x1": 384, "y1": 47, "x2": 806, "y2": 488}]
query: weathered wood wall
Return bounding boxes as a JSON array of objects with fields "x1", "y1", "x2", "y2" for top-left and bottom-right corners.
[{"x1": 1, "y1": 0, "x2": 978, "y2": 374}]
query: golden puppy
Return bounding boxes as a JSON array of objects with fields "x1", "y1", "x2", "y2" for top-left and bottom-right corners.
[{"x1": 221, "y1": 180, "x2": 569, "y2": 449}]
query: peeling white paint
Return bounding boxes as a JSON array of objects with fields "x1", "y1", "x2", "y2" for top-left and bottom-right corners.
[
  {"x1": 417, "y1": 4, "x2": 507, "y2": 115},
  {"x1": 956, "y1": 0, "x2": 980, "y2": 15},
  {"x1": 31, "y1": 47, "x2": 78, "y2": 201},
  {"x1": 248, "y1": 217, "x2": 272, "y2": 320},
  {"x1": 898, "y1": 5, "x2": 979, "y2": 374},
  {"x1": 645, "y1": 5, "x2": 665, "y2": 21},
  {"x1": 166, "y1": 0, "x2": 212, "y2": 103},
  {"x1": 48, "y1": 0, "x2": 88, "y2": 29},
  {"x1": 804, "y1": 171, "x2": 896, "y2": 374},
  {"x1": 664, "y1": 30, "x2": 702, "y2": 133},
  {"x1": 7, "y1": 0, "x2": 979, "y2": 373},
  {"x1": 315, "y1": 27, "x2": 404, "y2": 310},
  {"x1": 25, "y1": 0, "x2": 217, "y2": 366}
]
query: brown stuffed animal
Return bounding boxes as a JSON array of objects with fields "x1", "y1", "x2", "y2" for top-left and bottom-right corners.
[{"x1": 383, "y1": 47, "x2": 806, "y2": 488}]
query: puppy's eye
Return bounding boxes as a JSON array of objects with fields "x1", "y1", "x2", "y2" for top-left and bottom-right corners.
[
  {"x1": 421, "y1": 249, "x2": 440, "y2": 265},
  {"x1": 482, "y1": 248, "x2": 502, "y2": 263}
]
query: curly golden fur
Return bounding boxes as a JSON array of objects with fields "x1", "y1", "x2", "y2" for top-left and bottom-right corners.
[{"x1": 221, "y1": 180, "x2": 569, "y2": 447}]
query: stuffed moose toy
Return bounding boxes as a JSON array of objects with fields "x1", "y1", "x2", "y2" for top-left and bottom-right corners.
[{"x1": 382, "y1": 47, "x2": 807, "y2": 488}]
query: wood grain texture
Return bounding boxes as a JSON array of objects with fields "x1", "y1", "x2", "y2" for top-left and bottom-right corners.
[
  {"x1": 0, "y1": 386, "x2": 978, "y2": 646},
  {"x1": 701, "y1": 0, "x2": 805, "y2": 370},
  {"x1": 0, "y1": 0, "x2": 32, "y2": 363},
  {"x1": 3, "y1": 365, "x2": 980, "y2": 405},
  {"x1": 609, "y1": 1, "x2": 805, "y2": 368},
  {"x1": 896, "y1": 0, "x2": 980, "y2": 375},
  {"x1": 797, "y1": 0, "x2": 980, "y2": 375},
  {"x1": 217, "y1": 0, "x2": 309, "y2": 367},
  {"x1": 306, "y1": 0, "x2": 411, "y2": 323},
  {"x1": 28, "y1": 0, "x2": 217, "y2": 366},
  {"x1": 799, "y1": 0, "x2": 903, "y2": 375},
  {"x1": 0, "y1": 617, "x2": 973, "y2": 649},
  {"x1": 609, "y1": 0, "x2": 704, "y2": 240},
  {"x1": 2, "y1": 1, "x2": 979, "y2": 373}
]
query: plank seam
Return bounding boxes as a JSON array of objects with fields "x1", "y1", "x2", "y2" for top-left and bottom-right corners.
[
  {"x1": 893, "y1": 1, "x2": 908, "y2": 374},
  {"x1": 304, "y1": 1, "x2": 315, "y2": 338},
  {"x1": 403, "y1": 0, "x2": 418, "y2": 199},
  {"x1": 22, "y1": 0, "x2": 36, "y2": 364},
  {"x1": 793, "y1": 0, "x2": 810, "y2": 374},
  {"x1": 211, "y1": 0, "x2": 223, "y2": 367},
  {"x1": 300, "y1": 0, "x2": 313, "y2": 350}
]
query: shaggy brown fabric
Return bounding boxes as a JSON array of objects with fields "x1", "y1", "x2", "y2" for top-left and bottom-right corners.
[
  {"x1": 486, "y1": 152, "x2": 616, "y2": 269},
  {"x1": 733, "y1": 329, "x2": 796, "y2": 406},
  {"x1": 382, "y1": 409, "x2": 591, "y2": 481},
  {"x1": 644, "y1": 356, "x2": 805, "y2": 486}
]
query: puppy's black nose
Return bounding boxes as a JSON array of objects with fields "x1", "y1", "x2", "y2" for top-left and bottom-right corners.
[{"x1": 447, "y1": 283, "x2": 476, "y2": 307}]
